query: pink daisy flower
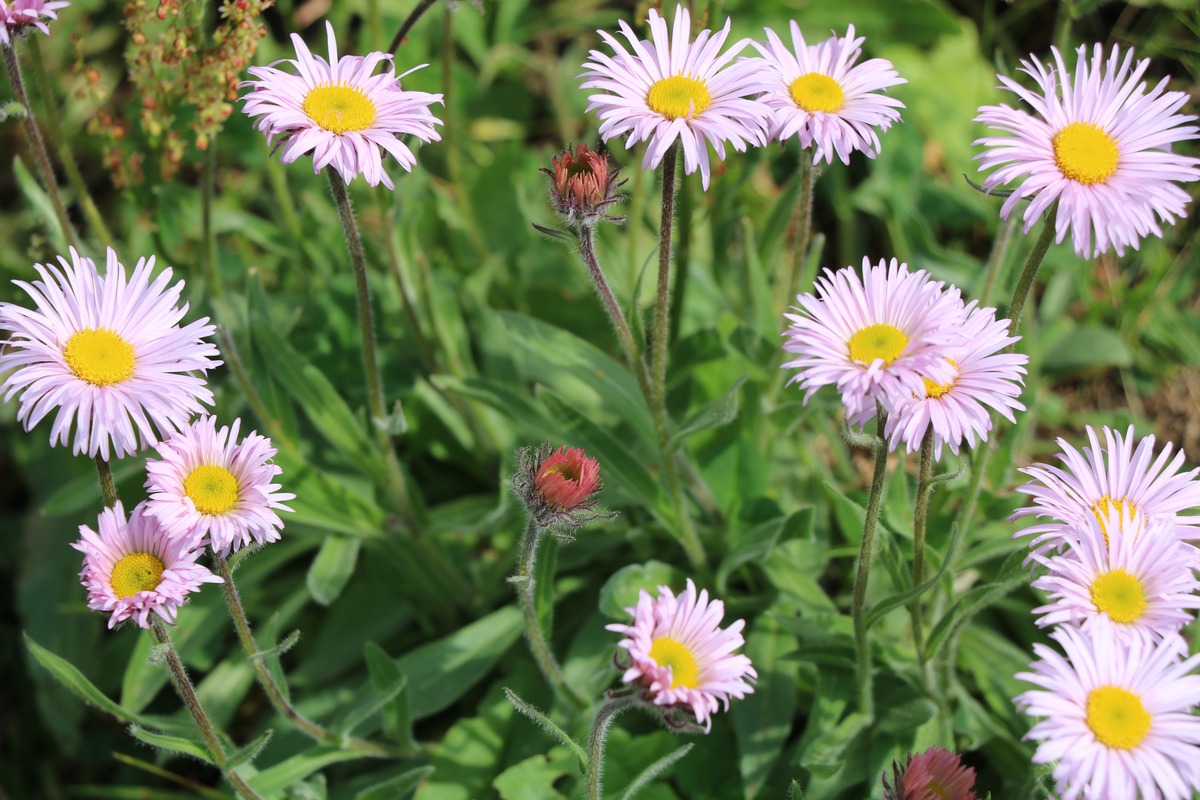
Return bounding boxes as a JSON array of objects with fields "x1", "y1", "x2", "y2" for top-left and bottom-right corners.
[
  {"x1": 1015, "y1": 624, "x2": 1200, "y2": 800},
  {"x1": 781, "y1": 257, "x2": 963, "y2": 427},
  {"x1": 886, "y1": 301, "x2": 1027, "y2": 459},
  {"x1": 0, "y1": 0, "x2": 69, "y2": 44},
  {"x1": 975, "y1": 44, "x2": 1200, "y2": 258},
  {"x1": 1011, "y1": 425, "x2": 1200, "y2": 561},
  {"x1": 579, "y1": 4, "x2": 774, "y2": 190},
  {"x1": 0, "y1": 247, "x2": 220, "y2": 461},
  {"x1": 752, "y1": 22, "x2": 905, "y2": 164},
  {"x1": 606, "y1": 578, "x2": 755, "y2": 731},
  {"x1": 240, "y1": 20, "x2": 442, "y2": 189},
  {"x1": 1030, "y1": 512, "x2": 1200, "y2": 648},
  {"x1": 72, "y1": 500, "x2": 222, "y2": 629},
  {"x1": 145, "y1": 415, "x2": 295, "y2": 556}
]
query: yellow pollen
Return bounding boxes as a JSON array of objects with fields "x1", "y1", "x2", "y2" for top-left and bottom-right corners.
[
  {"x1": 1053, "y1": 122, "x2": 1119, "y2": 185},
  {"x1": 1086, "y1": 685, "x2": 1151, "y2": 750},
  {"x1": 922, "y1": 359, "x2": 959, "y2": 399},
  {"x1": 848, "y1": 323, "x2": 909, "y2": 366},
  {"x1": 1092, "y1": 495, "x2": 1137, "y2": 547},
  {"x1": 63, "y1": 328, "x2": 135, "y2": 387},
  {"x1": 789, "y1": 73, "x2": 845, "y2": 113},
  {"x1": 302, "y1": 83, "x2": 377, "y2": 134},
  {"x1": 1091, "y1": 568, "x2": 1147, "y2": 624},
  {"x1": 647, "y1": 76, "x2": 712, "y2": 120},
  {"x1": 648, "y1": 636, "x2": 700, "y2": 689},
  {"x1": 184, "y1": 465, "x2": 240, "y2": 515},
  {"x1": 926, "y1": 782, "x2": 949, "y2": 800},
  {"x1": 110, "y1": 552, "x2": 165, "y2": 599}
]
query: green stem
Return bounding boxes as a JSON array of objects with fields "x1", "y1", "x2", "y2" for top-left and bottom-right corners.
[
  {"x1": 583, "y1": 696, "x2": 637, "y2": 800},
  {"x1": 908, "y1": 427, "x2": 934, "y2": 687},
  {"x1": 382, "y1": 193, "x2": 439, "y2": 373},
  {"x1": 3, "y1": 42, "x2": 78, "y2": 248},
  {"x1": 1005, "y1": 203, "x2": 1058, "y2": 339},
  {"x1": 201, "y1": 138, "x2": 223, "y2": 298},
  {"x1": 388, "y1": 0, "x2": 440, "y2": 53},
  {"x1": 650, "y1": 142, "x2": 678, "y2": 435},
  {"x1": 1052, "y1": 0, "x2": 1074, "y2": 55},
  {"x1": 514, "y1": 520, "x2": 587, "y2": 710},
  {"x1": 977, "y1": 211, "x2": 1017, "y2": 307},
  {"x1": 95, "y1": 456, "x2": 118, "y2": 509},
  {"x1": 26, "y1": 37, "x2": 113, "y2": 244},
  {"x1": 669, "y1": 167, "x2": 692, "y2": 344},
  {"x1": 784, "y1": 148, "x2": 816, "y2": 306},
  {"x1": 578, "y1": 225, "x2": 651, "y2": 401},
  {"x1": 851, "y1": 407, "x2": 889, "y2": 719},
  {"x1": 326, "y1": 170, "x2": 418, "y2": 530}
]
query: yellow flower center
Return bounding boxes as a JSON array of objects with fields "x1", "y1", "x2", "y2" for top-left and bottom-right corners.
[
  {"x1": 1086, "y1": 685, "x2": 1151, "y2": 750},
  {"x1": 63, "y1": 328, "x2": 135, "y2": 387},
  {"x1": 926, "y1": 782, "x2": 949, "y2": 800},
  {"x1": 848, "y1": 323, "x2": 909, "y2": 366},
  {"x1": 302, "y1": 83, "x2": 377, "y2": 134},
  {"x1": 1090, "y1": 568, "x2": 1147, "y2": 624},
  {"x1": 110, "y1": 552, "x2": 165, "y2": 599},
  {"x1": 789, "y1": 73, "x2": 844, "y2": 113},
  {"x1": 184, "y1": 465, "x2": 240, "y2": 515},
  {"x1": 922, "y1": 359, "x2": 959, "y2": 399},
  {"x1": 1092, "y1": 495, "x2": 1137, "y2": 547},
  {"x1": 1052, "y1": 122, "x2": 1119, "y2": 185},
  {"x1": 648, "y1": 636, "x2": 700, "y2": 689},
  {"x1": 646, "y1": 76, "x2": 712, "y2": 120}
]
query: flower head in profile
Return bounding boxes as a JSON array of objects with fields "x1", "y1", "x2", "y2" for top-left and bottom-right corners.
[
  {"x1": 0, "y1": 247, "x2": 220, "y2": 460},
  {"x1": 886, "y1": 301, "x2": 1027, "y2": 460},
  {"x1": 781, "y1": 257, "x2": 963, "y2": 427},
  {"x1": 606, "y1": 579, "x2": 756, "y2": 732},
  {"x1": 1011, "y1": 425, "x2": 1200, "y2": 561},
  {"x1": 579, "y1": 4, "x2": 774, "y2": 190},
  {"x1": 240, "y1": 20, "x2": 442, "y2": 189},
  {"x1": 144, "y1": 415, "x2": 295, "y2": 556},
  {"x1": 883, "y1": 747, "x2": 977, "y2": 800},
  {"x1": 975, "y1": 44, "x2": 1200, "y2": 258},
  {"x1": 1015, "y1": 624, "x2": 1200, "y2": 799},
  {"x1": 542, "y1": 143, "x2": 625, "y2": 228},
  {"x1": 513, "y1": 443, "x2": 611, "y2": 538},
  {"x1": 0, "y1": 0, "x2": 70, "y2": 45},
  {"x1": 72, "y1": 501, "x2": 222, "y2": 629},
  {"x1": 753, "y1": 22, "x2": 905, "y2": 164}
]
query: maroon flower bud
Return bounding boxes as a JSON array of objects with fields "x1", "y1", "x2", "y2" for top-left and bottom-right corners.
[
  {"x1": 535, "y1": 446, "x2": 600, "y2": 511},
  {"x1": 541, "y1": 143, "x2": 626, "y2": 228},
  {"x1": 883, "y1": 747, "x2": 977, "y2": 800},
  {"x1": 513, "y1": 443, "x2": 615, "y2": 538}
]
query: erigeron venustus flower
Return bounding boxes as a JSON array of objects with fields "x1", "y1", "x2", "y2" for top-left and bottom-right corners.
[
  {"x1": 1015, "y1": 624, "x2": 1200, "y2": 800},
  {"x1": 752, "y1": 22, "x2": 905, "y2": 164},
  {"x1": 579, "y1": 4, "x2": 773, "y2": 190},
  {"x1": 0, "y1": 0, "x2": 69, "y2": 44},
  {"x1": 240, "y1": 20, "x2": 442, "y2": 189},
  {"x1": 781, "y1": 257, "x2": 963, "y2": 427},
  {"x1": 144, "y1": 415, "x2": 295, "y2": 556},
  {"x1": 882, "y1": 747, "x2": 978, "y2": 800},
  {"x1": 886, "y1": 301, "x2": 1027, "y2": 459},
  {"x1": 1030, "y1": 512, "x2": 1200, "y2": 648},
  {"x1": 974, "y1": 44, "x2": 1200, "y2": 258},
  {"x1": 1011, "y1": 425, "x2": 1200, "y2": 563},
  {"x1": 512, "y1": 443, "x2": 611, "y2": 537},
  {"x1": 606, "y1": 579, "x2": 755, "y2": 732},
  {"x1": 0, "y1": 247, "x2": 220, "y2": 461},
  {"x1": 72, "y1": 501, "x2": 222, "y2": 629},
  {"x1": 542, "y1": 143, "x2": 625, "y2": 227}
]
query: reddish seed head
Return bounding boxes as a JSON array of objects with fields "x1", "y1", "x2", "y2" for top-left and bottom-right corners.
[
  {"x1": 898, "y1": 748, "x2": 977, "y2": 800},
  {"x1": 535, "y1": 447, "x2": 601, "y2": 511}
]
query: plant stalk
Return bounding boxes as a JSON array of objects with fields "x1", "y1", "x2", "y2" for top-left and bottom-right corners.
[
  {"x1": 583, "y1": 696, "x2": 636, "y2": 800},
  {"x1": 388, "y1": 0, "x2": 440, "y2": 53},
  {"x1": 578, "y1": 224, "x2": 651, "y2": 400},
  {"x1": 95, "y1": 456, "x2": 118, "y2": 508},
  {"x1": 851, "y1": 407, "x2": 889, "y2": 719},
  {"x1": 784, "y1": 148, "x2": 816, "y2": 306},
  {"x1": 1005, "y1": 203, "x2": 1058, "y2": 339},
  {"x1": 908, "y1": 427, "x2": 935, "y2": 687},
  {"x1": 650, "y1": 142, "x2": 679, "y2": 434},
  {"x1": 977, "y1": 211, "x2": 1017, "y2": 306}
]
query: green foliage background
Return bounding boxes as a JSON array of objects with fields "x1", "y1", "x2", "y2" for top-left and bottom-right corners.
[{"x1": 1, "y1": 0, "x2": 1198, "y2": 798}]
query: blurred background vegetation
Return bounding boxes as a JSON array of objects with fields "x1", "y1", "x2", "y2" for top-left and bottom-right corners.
[{"x1": 1, "y1": 0, "x2": 1198, "y2": 797}]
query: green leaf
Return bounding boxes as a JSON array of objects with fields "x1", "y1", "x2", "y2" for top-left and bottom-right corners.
[
  {"x1": 492, "y1": 750, "x2": 574, "y2": 800},
  {"x1": 339, "y1": 671, "x2": 408, "y2": 738},
  {"x1": 364, "y1": 642, "x2": 417, "y2": 751},
  {"x1": 877, "y1": 698, "x2": 938, "y2": 735},
  {"x1": 798, "y1": 712, "x2": 871, "y2": 779},
  {"x1": 598, "y1": 561, "x2": 685, "y2": 620},
  {"x1": 306, "y1": 536, "x2": 361, "y2": 606},
  {"x1": 716, "y1": 509, "x2": 811, "y2": 595},
  {"x1": 503, "y1": 688, "x2": 587, "y2": 765},
  {"x1": 227, "y1": 730, "x2": 273, "y2": 770},
  {"x1": 355, "y1": 766, "x2": 435, "y2": 800},
  {"x1": 865, "y1": 522, "x2": 964, "y2": 630},
  {"x1": 731, "y1": 615, "x2": 800, "y2": 799},
  {"x1": 13, "y1": 155, "x2": 64, "y2": 247},
  {"x1": 925, "y1": 550, "x2": 1027, "y2": 661},
  {"x1": 24, "y1": 633, "x2": 151, "y2": 726},
  {"x1": 127, "y1": 725, "x2": 214, "y2": 765},
  {"x1": 667, "y1": 375, "x2": 746, "y2": 451},
  {"x1": 40, "y1": 459, "x2": 142, "y2": 516},
  {"x1": 617, "y1": 744, "x2": 694, "y2": 800},
  {"x1": 1042, "y1": 324, "x2": 1134, "y2": 372},
  {"x1": 246, "y1": 747, "x2": 365, "y2": 794}
]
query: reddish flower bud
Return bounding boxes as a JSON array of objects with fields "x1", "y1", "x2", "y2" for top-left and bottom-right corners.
[
  {"x1": 541, "y1": 143, "x2": 625, "y2": 228},
  {"x1": 513, "y1": 443, "x2": 615, "y2": 538},
  {"x1": 535, "y1": 446, "x2": 600, "y2": 511},
  {"x1": 883, "y1": 747, "x2": 977, "y2": 800}
]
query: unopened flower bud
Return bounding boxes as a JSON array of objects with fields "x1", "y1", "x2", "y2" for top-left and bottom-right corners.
[
  {"x1": 883, "y1": 747, "x2": 977, "y2": 800},
  {"x1": 513, "y1": 443, "x2": 614, "y2": 537},
  {"x1": 541, "y1": 143, "x2": 625, "y2": 228}
]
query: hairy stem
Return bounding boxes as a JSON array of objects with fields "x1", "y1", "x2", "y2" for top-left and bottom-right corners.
[
  {"x1": 908, "y1": 427, "x2": 935, "y2": 687},
  {"x1": 388, "y1": 0, "x2": 440, "y2": 53},
  {"x1": 851, "y1": 407, "x2": 889, "y2": 719},
  {"x1": 95, "y1": 456, "x2": 118, "y2": 509},
  {"x1": 650, "y1": 142, "x2": 678, "y2": 435},
  {"x1": 578, "y1": 225, "x2": 651, "y2": 400},
  {"x1": 1005, "y1": 203, "x2": 1058, "y2": 339},
  {"x1": 583, "y1": 696, "x2": 637, "y2": 800}
]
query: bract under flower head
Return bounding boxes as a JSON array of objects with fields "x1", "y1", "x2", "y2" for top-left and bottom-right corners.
[
  {"x1": 753, "y1": 22, "x2": 905, "y2": 164},
  {"x1": 974, "y1": 44, "x2": 1200, "y2": 258},
  {"x1": 145, "y1": 415, "x2": 295, "y2": 556},
  {"x1": 579, "y1": 4, "x2": 774, "y2": 190},
  {"x1": 72, "y1": 500, "x2": 222, "y2": 629},
  {"x1": 606, "y1": 578, "x2": 756, "y2": 731},
  {"x1": 240, "y1": 20, "x2": 443, "y2": 189},
  {"x1": 542, "y1": 143, "x2": 625, "y2": 227},
  {"x1": 0, "y1": 247, "x2": 221, "y2": 460},
  {"x1": 781, "y1": 257, "x2": 963, "y2": 427},
  {"x1": 0, "y1": 0, "x2": 69, "y2": 44}
]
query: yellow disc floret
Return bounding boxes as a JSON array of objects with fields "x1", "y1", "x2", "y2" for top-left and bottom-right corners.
[
  {"x1": 1053, "y1": 122, "x2": 1119, "y2": 185},
  {"x1": 649, "y1": 636, "x2": 701, "y2": 689},
  {"x1": 184, "y1": 465, "x2": 240, "y2": 515},
  {"x1": 1092, "y1": 495, "x2": 1137, "y2": 547},
  {"x1": 110, "y1": 552, "x2": 165, "y2": 598},
  {"x1": 1086, "y1": 685, "x2": 1151, "y2": 750},
  {"x1": 303, "y1": 83, "x2": 377, "y2": 134},
  {"x1": 848, "y1": 323, "x2": 909, "y2": 366},
  {"x1": 647, "y1": 76, "x2": 712, "y2": 120},
  {"x1": 789, "y1": 73, "x2": 845, "y2": 113},
  {"x1": 1091, "y1": 568, "x2": 1147, "y2": 624},
  {"x1": 63, "y1": 328, "x2": 136, "y2": 387},
  {"x1": 922, "y1": 359, "x2": 959, "y2": 399}
]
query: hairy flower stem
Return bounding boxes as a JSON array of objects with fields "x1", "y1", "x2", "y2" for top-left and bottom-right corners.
[
  {"x1": 388, "y1": 0, "x2": 440, "y2": 53},
  {"x1": 851, "y1": 407, "x2": 889, "y2": 719},
  {"x1": 669, "y1": 170, "x2": 692, "y2": 344},
  {"x1": 327, "y1": 171, "x2": 417, "y2": 530},
  {"x1": 1005, "y1": 202, "x2": 1058, "y2": 340},
  {"x1": 514, "y1": 520, "x2": 587, "y2": 710},
  {"x1": 26, "y1": 38, "x2": 113, "y2": 244},
  {"x1": 3, "y1": 43, "x2": 79, "y2": 247},
  {"x1": 150, "y1": 618, "x2": 263, "y2": 800},
  {"x1": 95, "y1": 456, "x2": 118, "y2": 508},
  {"x1": 908, "y1": 427, "x2": 935, "y2": 688},
  {"x1": 578, "y1": 225, "x2": 651, "y2": 399},
  {"x1": 212, "y1": 554, "x2": 403, "y2": 758},
  {"x1": 783, "y1": 148, "x2": 816, "y2": 307},
  {"x1": 584, "y1": 696, "x2": 637, "y2": 800}
]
